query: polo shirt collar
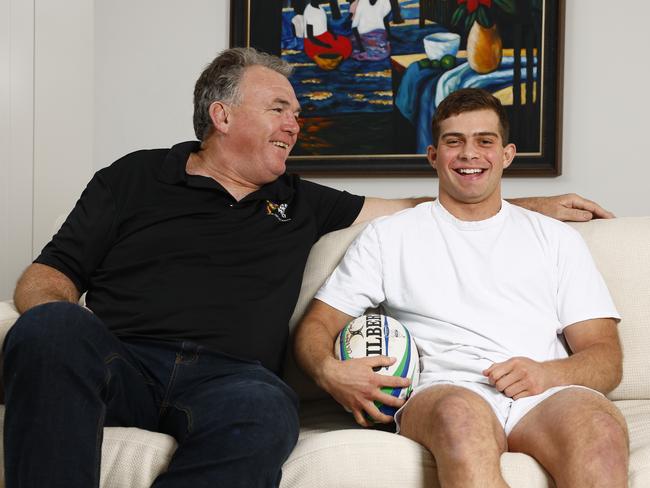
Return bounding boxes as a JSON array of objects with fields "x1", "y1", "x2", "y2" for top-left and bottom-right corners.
[{"x1": 157, "y1": 140, "x2": 294, "y2": 202}]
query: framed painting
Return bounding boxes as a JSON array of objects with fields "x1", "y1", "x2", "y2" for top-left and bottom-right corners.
[{"x1": 230, "y1": 0, "x2": 565, "y2": 176}]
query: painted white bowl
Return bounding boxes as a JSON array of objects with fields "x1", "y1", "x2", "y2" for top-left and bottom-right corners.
[{"x1": 423, "y1": 32, "x2": 461, "y2": 60}]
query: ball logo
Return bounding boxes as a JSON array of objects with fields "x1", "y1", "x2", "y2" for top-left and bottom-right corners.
[{"x1": 364, "y1": 314, "x2": 384, "y2": 357}]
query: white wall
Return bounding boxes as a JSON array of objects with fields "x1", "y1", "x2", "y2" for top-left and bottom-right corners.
[
  {"x1": 2, "y1": 0, "x2": 650, "y2": 300},
  {"x1": 33, "y1": 0, "x2": 95, "y2": 258},
  {"x1": 94, "y1": 0, "x2": 228, "y2": 166},
  {"x1": 1, "y1": 0, "x2": 34, "y2": 301},
  {"x1": 91, "y1": 0, "x2": 650, "y2": 218}
]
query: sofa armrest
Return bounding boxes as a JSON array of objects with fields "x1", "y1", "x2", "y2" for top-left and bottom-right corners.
[
  {"x1": 0, "y1": 300, "x2": 20, "y2": 403},
  {"x1": 0, "y1": 300, "x2": 19, "y2": 345}
]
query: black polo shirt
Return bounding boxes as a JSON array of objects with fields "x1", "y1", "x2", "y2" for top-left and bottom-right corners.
[{"x1": 36, "y1": 141, "x2": 364, "y2": 374}]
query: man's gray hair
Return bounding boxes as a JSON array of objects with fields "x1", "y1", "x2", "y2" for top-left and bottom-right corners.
[{"x1": 193, "y1": 47, "x2": 293, "y2": 141}]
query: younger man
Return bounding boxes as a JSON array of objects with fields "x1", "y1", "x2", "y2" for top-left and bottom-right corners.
[{"x1": 294, "y1": 88, "x2": 629, "y2": 487}]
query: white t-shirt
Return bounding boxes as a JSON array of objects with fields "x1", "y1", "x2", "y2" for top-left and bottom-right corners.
[
  {"x1": 351, "y1": 0, "x2": 392, "y2": 35},
  {"x1": 316, "y1": 200, "x2": 620, "y2": 387},
  {"x1": 304, "y1": 4, "x2": 328, "y2": 37}
]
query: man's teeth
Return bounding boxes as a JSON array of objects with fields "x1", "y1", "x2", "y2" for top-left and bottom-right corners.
[
  {"x1": 458, "y1": 168, "x2": 484, "y2": 174},
  {"x1": 272, "y1": 141, "x2": 289, "y2": 149}
]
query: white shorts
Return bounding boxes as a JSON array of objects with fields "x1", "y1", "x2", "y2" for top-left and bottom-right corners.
[{"x1": 395, "y1": 380, "x2": 604, "y2": 436}]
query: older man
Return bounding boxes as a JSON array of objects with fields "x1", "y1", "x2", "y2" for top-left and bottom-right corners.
[
  {"x1": 294, "y1": 88, "x2": 628, "y2": 487},
  {"x1": 5, "y1": 48, "x2": 613, "y2": 488}
]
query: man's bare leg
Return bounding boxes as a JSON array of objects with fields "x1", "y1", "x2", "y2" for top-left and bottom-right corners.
[
  {"x1": 399, "y1": 385, "x2": 509, "y2": 488},
  {"x1": 508, "y1": 388, "x2": 629, "y2": 488}
]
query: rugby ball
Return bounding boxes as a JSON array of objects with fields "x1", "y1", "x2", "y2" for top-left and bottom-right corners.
[{"x1": 334, "y1": 314, "x2": 420, "y2": 417}]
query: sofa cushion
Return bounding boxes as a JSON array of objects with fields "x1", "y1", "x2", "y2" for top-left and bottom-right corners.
[
  {"x1": 568, "y1": 218, "x2": 650, "y2": 400},
  {"x1": 100, "y1": 427, "x2": 177, "y2": 487},
  {"x1": 616, "y1": 400, "x2": 650, "y2": 486},
  {"x1": 284, "y1": 399, "x2": 556, "y2": 488},
  {"x1": 283, "y1": 398, "x2": 650, "y2": 487},
  {"x1": 0, "y1": 406, "x2": 176, "y2": 488},
  {"x1": 285, "y1": 223, "x2": 369, "y2": 401}
]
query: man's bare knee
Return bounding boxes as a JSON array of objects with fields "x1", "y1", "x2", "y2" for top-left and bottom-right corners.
[
  {"x1": 430, "y1": 393, "x2": 483, "y2": 440},
  {"x1": 402, "y1": 387, "x2": 506, "y2": 457},
  {"x1": 575, "y1": 409, "x2": 629, "y2": 467}
]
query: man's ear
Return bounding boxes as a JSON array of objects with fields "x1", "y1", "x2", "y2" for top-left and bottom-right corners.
[
  {"x1": 209, "y1": 101, "x2": 230, "y2": 134},
  {"x1": 502, "y1": 143, "x2": 517, "y2": 169},
  {"x1": 426, "y1": 145, "x2": 438, "y2": 170}
]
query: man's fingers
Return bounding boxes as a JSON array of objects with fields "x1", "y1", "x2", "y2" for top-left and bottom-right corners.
[
  {"x1": 361, "y1": 356, "x2": 411, "y2": 388},
  {"x1": 352, "y1": 403, "x2": 395, "y2": 426},
  {"x1": 352, "y1": 409, "x2": 371, "y2": 427},
  {"x1": 484, "y1": 361, "x2": 510, "y2": 384},
  {"x1": 503, "y1": 379, "x2": 528, "y2": 398},
  {"x1": 494, "y1": 370, "x2": 524, "y2": 392},
  {"x1": 363, "y1": 403, "x2": 396, "y2": 425},
  {"x1": 579, "y1": 200, "x2": 615, "y2": 219},
  {"x1": 561, "y1": 207, "x2": 593, "y2": 222},
  {"x1": 375, "y1": 373, "x2": 411, "y2": 389},
  {"x1": 512, "y1": 390, "x2": 532, "y2": 400},
  {"x1": 362, "y1": 355, "x2": 397, "y2": 369},
  {"x1": 375, "y1": 390, "x2": 407, "y2": 408},
  {"x1": 564, "y1": 194, "x2": 615, "y2": 220}
]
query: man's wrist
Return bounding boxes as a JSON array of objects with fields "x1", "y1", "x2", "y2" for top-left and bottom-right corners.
[{"x1": 313, "y1": 355, "x2": 341, "y2": 392}]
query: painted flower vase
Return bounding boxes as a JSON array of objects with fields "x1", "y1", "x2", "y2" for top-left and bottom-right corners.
[{"x1": 467, "y1": 21, "x2": 502, "y2": 74}]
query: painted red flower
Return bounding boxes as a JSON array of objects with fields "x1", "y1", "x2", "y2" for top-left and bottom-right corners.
[{"x1": 458, "y1": 0, "x2": 492, "y2": 13}]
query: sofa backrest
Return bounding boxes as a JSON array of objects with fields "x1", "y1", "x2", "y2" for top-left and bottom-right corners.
[{"x1": 285, "y1": 217, "x2": 650, "y2": 403}]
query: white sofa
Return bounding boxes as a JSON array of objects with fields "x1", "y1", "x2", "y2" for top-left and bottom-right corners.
[{"x1": 1, "y1": 216, "x2": 649, "y2": 487}]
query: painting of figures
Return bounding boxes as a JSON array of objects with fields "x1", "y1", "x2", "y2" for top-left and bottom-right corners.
[{"x1": 231, "y1": 0, "x2": 564, "y2": 175}]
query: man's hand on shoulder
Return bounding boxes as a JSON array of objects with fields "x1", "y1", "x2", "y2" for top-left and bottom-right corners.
[
  {"x1": 508, "y1": 193, "x2": 615, "y2": 222},
  {"x1": 319, "y1": 354, "x2": 410, "y2": 427}
]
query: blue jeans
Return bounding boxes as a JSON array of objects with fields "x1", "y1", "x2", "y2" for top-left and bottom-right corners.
[{"x1": 3, "y1": 302, "x2": 300, "y2": 487}]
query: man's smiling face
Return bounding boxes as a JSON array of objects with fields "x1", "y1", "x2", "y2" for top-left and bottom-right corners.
[
  {"x1": 428, "y1": 109, "x2": 516, "y2": 220},
  {"x1": 225, "y1": 65, "x2": 301, "y2": 185}
]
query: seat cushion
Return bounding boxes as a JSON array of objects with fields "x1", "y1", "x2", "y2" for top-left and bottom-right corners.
[
  {"x1": 279, "y1": 398, "x2": 650, "y2": 488},
  {"x1": 0, "y1": 406, "x2": 177, "y2": 488}
]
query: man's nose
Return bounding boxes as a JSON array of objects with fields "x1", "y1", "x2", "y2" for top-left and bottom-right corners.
[
  {"x1": 284, "y1": 114, "x2": 300, "y2": 135},
  {"x1": 459, "y1": 143, "x2": 479, "y2": 160}
]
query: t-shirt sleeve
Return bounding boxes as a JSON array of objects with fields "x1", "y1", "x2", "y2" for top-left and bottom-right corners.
[
  {"x1": 300, "y1": 179, "x2": 365, "y2": 238},
  {"x1": 34, "y1": 173, "x2": 117, "y2": 294},
  {"x1": 315, "y1": 223, "x2": 385, "y2": 317},
  {"x1": 556, "y1": 227, "x2": 620, "y2": 332}
]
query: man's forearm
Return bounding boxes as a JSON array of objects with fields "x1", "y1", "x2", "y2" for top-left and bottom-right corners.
[
  {"x1": 507, "y1": 193, "x2": 615, "y2": 221},
  {"x1": 14, "y1": 264, "x2": 80, "y2": 314},
  {"x1": 545, "y1": 342, "x2": 623, "y2": 394},
  {"x1": 294, "y1": 312, "x2": 340, "y2": 389}
]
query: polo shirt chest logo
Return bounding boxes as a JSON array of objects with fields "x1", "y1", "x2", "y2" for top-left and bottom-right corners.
[{"x1": 265, "y1": 200, "x2": 291, "y2": 222}]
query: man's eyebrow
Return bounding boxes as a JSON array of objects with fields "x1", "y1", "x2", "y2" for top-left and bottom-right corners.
[
  {"x1": 440, "y1": 131, "x2": 499, "y2": 138},
  {"x1": 272, "y1": 98, "x2": 301, "y2": 113},
  {"x1": 441, "y1": 132, "x2": 464, "y2": 138}
]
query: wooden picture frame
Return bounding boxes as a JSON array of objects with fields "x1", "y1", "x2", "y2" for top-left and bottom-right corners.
[{"x1": 230, "y1": 0, "x2": 564, "y2": 176}]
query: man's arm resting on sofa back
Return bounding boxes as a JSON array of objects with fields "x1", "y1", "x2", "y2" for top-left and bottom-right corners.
[
  {"x1": 293, "y1": 298, "x2": 411, "y2": 427},
  {"x1": 354, "y1": 194, "x2": 615, "y2": 226},
  {"x1": 13, "y1": 264, "x2": 81, "y2": 314}
]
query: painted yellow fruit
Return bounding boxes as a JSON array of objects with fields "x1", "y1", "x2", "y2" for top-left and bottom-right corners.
[
  {"x1": 467, "y1": 21, "x2": 503, "y2": 74},
  {"x1": 313, "y1": 53, "x2": 343, "y2": 71}
]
